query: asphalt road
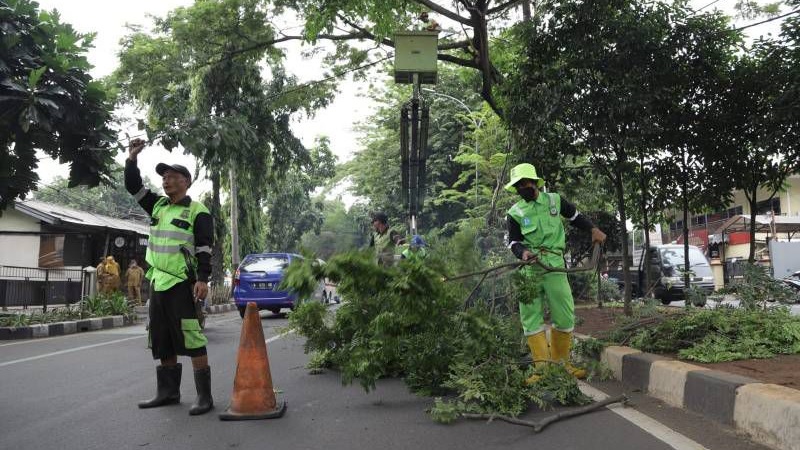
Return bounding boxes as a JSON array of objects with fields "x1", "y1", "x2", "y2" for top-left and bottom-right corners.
[{"x1": 0, "y1": 309, "x2": 772, "y2": 450}]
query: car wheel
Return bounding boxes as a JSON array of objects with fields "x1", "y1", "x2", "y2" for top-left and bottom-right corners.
[
  {"x1": 660, "y1": 298, "x2": 672, "y2": 305},
  {"x1": 238, "y1": 307, "x2": 246, "y2": 318},
  {"x1": 269, "y1": 308, "x2": 281, "y2": 315}
]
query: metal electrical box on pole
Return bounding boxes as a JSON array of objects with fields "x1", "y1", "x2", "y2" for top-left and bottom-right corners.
[
  {"x1": 394, "y1": 31, "x2": 439, "y2": 84},
  {"x1": 394, "y1": 30, "x2": 438, "y2": 235}
]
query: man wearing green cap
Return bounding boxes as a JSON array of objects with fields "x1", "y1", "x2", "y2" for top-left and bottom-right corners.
[{"x1": 505, "y1": 163, "x2": 606, "y2": 382}]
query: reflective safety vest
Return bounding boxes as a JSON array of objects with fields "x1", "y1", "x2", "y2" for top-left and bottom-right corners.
[
  {"x1": 145, "y1": 197, "x2": 209, "y2": 291},
  {"x1": 372, "y1": 228, "x2": 399, "y2": 267},
  {"x1": 507, "y1": 192, "x2": 565, "y2": 256},
  {"x1": 401, "y1": 246, "x2": 428, "y2": 261}
]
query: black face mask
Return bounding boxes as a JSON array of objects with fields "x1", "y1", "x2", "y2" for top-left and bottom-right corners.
[{"x1": 518, "y1": 187, "x2": 538, "y2": 202}]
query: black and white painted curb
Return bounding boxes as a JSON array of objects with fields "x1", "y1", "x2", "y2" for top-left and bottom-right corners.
[
  {"x1": 602, "y1": 345, "x2": 800, "y2": 450},
  {"x1": 0, "y1": 303, "x2": 238, "y2": 341},
  {"x1": 0, "y1": 315, "x2": 131, "y2": 340},
  {"x1": 204, "y1": 303, "x2": 237, "y2": 314}
]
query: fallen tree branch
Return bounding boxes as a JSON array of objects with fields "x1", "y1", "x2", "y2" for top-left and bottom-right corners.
[
  {"x1": 446, "y1": 244, "x2": 603, "y2": 282},
  {"x1": 461, "y1": 394, "x2": 627, "y2": 432}
]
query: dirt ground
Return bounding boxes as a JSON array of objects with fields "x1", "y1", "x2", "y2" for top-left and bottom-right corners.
[{"x1": 574, "y1": 306, "x2": 800, "y2": 390}]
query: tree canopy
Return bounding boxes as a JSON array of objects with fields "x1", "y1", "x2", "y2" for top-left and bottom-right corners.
[{"x1": 0, "y1": 0, "x2": 117, "y2": 212}]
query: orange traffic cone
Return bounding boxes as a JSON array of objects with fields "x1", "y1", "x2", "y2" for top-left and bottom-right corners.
[{"x1": 219, "y1": 302, "x2": 287, "y2": 420}]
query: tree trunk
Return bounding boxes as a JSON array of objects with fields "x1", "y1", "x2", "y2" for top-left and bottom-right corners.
[
  {"x1": 210, "y1": 170, "x2": 225, "y2": 286},
  {"x1": 614, "y1": 171, "x2": 632, "y2": 316},
  {"x1": 748, "y1": 188, "x2": 758, "y2": 263},
  {"x1": 521, "y1": 1, "x2": 531, "y2": 20},
  {"x1": 682, "y1": 173, "x2": 690, "y2": 292},
  {"x1": 639, "y1": 157, "x2": 651, "y2": 297}
]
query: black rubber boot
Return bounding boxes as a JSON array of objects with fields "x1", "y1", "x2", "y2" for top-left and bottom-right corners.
[
  {"x1": 189, "y1": 367, "x2": 214, "y2": 416},
  {"x1": 138, "y1": 364, "x2": 182, "y2": 408}
]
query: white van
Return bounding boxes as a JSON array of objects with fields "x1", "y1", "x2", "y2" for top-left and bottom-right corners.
[{"x1": 632, "y1": 244, "x2": 715, "y2": 304}]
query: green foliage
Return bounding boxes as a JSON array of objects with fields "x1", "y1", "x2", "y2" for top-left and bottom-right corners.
[
  {"x1": 263, "y1": 137, "x2": 337, "y2": 252},
  {"x1": 300, "y1": 200, "x2": 370, "y2": 259},
  {"x1": 0, "y1": 295, "x2": 132, "y2": 327},
  {"x1": 685, "y1": 286, "x2": 709, "y2": 308},
  {"x1": 528, "y1": 363, "x2": 591, "y2": 410},
  {"x1": 286, "y1": 247, "x2": 591, "y2": 420},
  {"x1": 0, "y1": 313, "x2": 29, "y2": 328},
  {"x1": 429, "y1": 397, "x2": 460, "y2": 424},
  {"x1": 729, "y1": 263, "x2": 799, "y2": 310},
  {"x1": 627, "y1": 308, "x2": 800, "y2": 363},
  {"x1": 81, "y1": 292, "x2": 133, "y2": 318},
  {"x1": 82, "y1": 294, "x2": 107, "y2": 316},
  {"x1": 342, "y1": 66, "x2": 483, "y2": 231},
  {"x1": 33, "y1": 164, "x2": 157, "y2": 220},
  {"x1": 502, "y1": 0, "x2": 742, "y2": 310},
  {"x1": 572, "y1": 338, "x2": 614, "y2": 381},
  {"x1": 114, "y1": 0, "x2": 334, "y2": 270},
  {"x1": 1, "y1": 0, "x2": 117, "y2": 211},
  {"x1": 25, "y1": 304, "x2": 84, "y2": 324}
]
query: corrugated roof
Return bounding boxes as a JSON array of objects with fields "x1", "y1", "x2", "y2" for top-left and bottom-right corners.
[
  {"x1": 713, "y1": 214, "x2": 800, "y2": 235},
  {"x1": 14, "y1": 200, "x2": 149, "y2": 236}
]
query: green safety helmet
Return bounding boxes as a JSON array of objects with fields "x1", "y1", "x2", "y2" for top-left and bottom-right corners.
[{"x1": 504, "y1": 163, "x2": 545, "y2": 192}]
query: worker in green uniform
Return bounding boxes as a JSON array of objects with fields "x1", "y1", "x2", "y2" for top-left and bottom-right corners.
[
  {"x1": 401, "y1": 235, "x2": 428, "y2": 262},
  {"x1": 126, "y1": 138, "x2": 214, "y2": 415},
  {"x1": 505, "y1": 163, "x2": 606, "y2": 382},
  {"x1": 369, "y1": 212, "x2": 403, "y2": 267}
]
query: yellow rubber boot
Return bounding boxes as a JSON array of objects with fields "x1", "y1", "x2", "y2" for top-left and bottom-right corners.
[
  {"x1": 550, "y1": 329, "x2": 586, "y2": 379},
  {"x1": 525, "y1": 332, "x2": 550, "y2": 384}
]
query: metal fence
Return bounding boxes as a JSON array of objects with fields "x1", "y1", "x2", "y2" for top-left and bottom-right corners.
[{"x1": 0, "y1": 265, "x2": 87, "y2": 311}]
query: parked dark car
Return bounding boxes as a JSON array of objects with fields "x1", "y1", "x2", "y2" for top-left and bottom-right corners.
[{"x1": 233, "y1": 253, "x2": 328, "y2": 317}]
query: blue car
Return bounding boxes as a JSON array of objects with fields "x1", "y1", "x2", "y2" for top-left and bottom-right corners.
[
  {"x1": 233, "y1": 253, "x2": 302, "y2": 317},
  {"x1": 233, "y1": 253, "x2": 330, "y2": 317}
]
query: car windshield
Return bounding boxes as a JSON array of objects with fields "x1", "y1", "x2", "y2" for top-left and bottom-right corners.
[
  {"x1": 660, "y1": 248, "x2": 712, "y2": 276},
  {"x1": 240, "y1": 256, "x2": 288, "y2": 273}
]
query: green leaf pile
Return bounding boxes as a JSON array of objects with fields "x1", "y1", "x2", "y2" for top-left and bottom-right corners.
[{"x1": 285, "y1": 250, "x2": 591, "y2": 420}]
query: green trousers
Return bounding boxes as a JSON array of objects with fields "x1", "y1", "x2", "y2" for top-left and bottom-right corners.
[{"x1": 518, "y1": 254, "x2": 575, "y2": 335}]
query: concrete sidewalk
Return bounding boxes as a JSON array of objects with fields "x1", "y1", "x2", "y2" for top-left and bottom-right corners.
[{"x1": 601, "y1": 345, "x2": 800, "y2": 450}]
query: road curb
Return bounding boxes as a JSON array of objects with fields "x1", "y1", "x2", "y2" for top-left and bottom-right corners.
[
  {"x1": 0, "y1": 303, "x2": 237, "y2": 341},
  {"x1": 0, "y1": 314, "x2": 137, "y2": 341},
  {"x1": 596, "y1": 343, "x2": 800, "y2": 450},
  {"x1": 205, "y1": 303, "x2": 236, "y2": 314}
]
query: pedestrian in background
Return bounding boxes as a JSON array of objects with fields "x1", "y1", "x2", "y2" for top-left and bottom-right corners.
[
  {"x1": 95, "y1": 257, "x2": 106, "y2": 295},
  {"x1": 104, "y1": 256, "x2": 121, "y2": 293},
  {"x1": 126, "y1": 260, "x2": 145, "y2": 306},
  {"x1": 369, "y1": 212, "x2": 403, "y2": 267},
  {"x1": 126, "y1": 138, "x2": 214, "y2": 416}
]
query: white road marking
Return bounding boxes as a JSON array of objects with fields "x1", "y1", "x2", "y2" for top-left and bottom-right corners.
[
  {"x1": 0, "y1": 336, "x2": 144, "y2": 368},
  {"x1": 579, "y1": 382, "x2": 710, "y2": 450},
  {"x1": 266, "y1": 329, "x2": 295, "y2": 344},
  {"x1": 0, "y1": 322, "x2": 293, "y2": 368}
]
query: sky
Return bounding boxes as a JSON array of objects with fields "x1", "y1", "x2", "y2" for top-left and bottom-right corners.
[{"x1": 31, "y1": 0, "x2": 786, "y2": 200}]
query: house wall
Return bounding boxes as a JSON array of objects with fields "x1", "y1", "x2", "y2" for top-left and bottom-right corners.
[
  {"x1": 729, "y1": 176, "x2": 800, "y2": 217},
  {"x1": 0, "y1": 209, "x2": 41, "y2": 267},
  {"x1": 781, "y1": 178, "x2": 800, "y2": 216}
]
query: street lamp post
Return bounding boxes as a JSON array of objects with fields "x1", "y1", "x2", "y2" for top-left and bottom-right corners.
[{"x1": 422, "y1": 88, "x2": 483, "y2": 207}]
